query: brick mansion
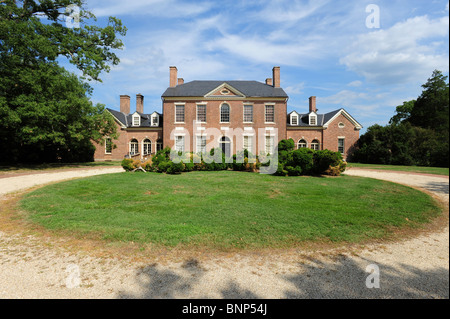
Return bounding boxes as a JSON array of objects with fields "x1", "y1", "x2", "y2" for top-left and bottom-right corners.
[{"x1": 93, "y1": 67, "x2": 362, "y2": 161}]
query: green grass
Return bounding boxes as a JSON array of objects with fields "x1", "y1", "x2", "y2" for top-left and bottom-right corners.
[
  {"x1": 347, "y1": 162, "x2": 449, "y2": 176},
  {"x1": 19, "y1": 171, "x2": 441, "y2": 250}
]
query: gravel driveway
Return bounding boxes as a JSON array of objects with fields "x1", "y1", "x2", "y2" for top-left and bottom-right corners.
[{"x1": 0, "y1": 167, "x2": 448, "y2": 299}]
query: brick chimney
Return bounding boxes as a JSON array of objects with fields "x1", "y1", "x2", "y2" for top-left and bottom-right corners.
[
  {"x1": 170, "y1": 66, "x2": 178, "y2": 87},
  {"x1": 136, "y1": 94, "x2": 144, "y2": 113},
  {"x1": 178, "y1": 78, "x2": 184, "y2": 85},
  {"x1": 272, "y1": 66, "x2": 280, "y2": 88},
  {"x1": 265, "y1": 78, "x2": 273, "y2": 86},
  {"x1": 120, "y1": 95, "x2": 130, "y2": 114},
  {"x1": 309, "y1": 96, "x2": 317, "y2": 113}
]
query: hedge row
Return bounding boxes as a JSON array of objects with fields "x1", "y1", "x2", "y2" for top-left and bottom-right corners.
[
  {"x1": 275, "y1": 139, "x2": 346, "y2": 176},
  {"x1": 121, "y1": 139, "x2": 346, "y2": 176}
]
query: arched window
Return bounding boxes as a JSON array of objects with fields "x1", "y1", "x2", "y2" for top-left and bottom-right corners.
[
  {"x1": 143, "y1": 139, "x2": 152, "y2": 155},
  {"x1": 220, "y1": 104, "x2": 230, "y2": 123},
  {"x1": 311, "y1": 139, "x2": 320, "y2": 151},
  {"x1": 130, "y1": 139, "x2": 139, "y2": 155},
  {"x1": 298, "y1": 139, "x2": 307, "y2": 149}
]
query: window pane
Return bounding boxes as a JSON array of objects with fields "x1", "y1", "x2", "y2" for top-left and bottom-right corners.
[
  {"x1": 311, "y1": 140, "x2": 319, "y2": 151},
  {"x1": 143, "y1": 139, "x2": 152, "y2": 155},
  {"x1": 244, "y1": 105, "x2": 253, "y2": 122},
  {"x1": 197, "y1": 105, "x2": 206, "y2": 122},
  {"x1": 243, "y1": 136, "x2": 253, "y2": 151},
  {"x1": 265, "y1": 105, "x2": 274, "y2": 122},
  {"x1": 105, "y1": 138, "x2": 112, "y2": 154},
  {"x1": 175, "y1": 136, "x2": 185, "y2": 152},
  {"x1": 291, "y1": 116, "x2": 298, "y2": 125},
  {"x1": 265, "y1": 136, "x2": 274, "y2": 154},
  {"x1": 176, "y1": 105, "x2": 185, "y2": 122},
  {"x1": 133, "y1": 116, "x2": 140, "y2": 126},
  {"x1": 221, "y1": 104, "x2": 230, "y2": 122},
  {"x1": 197, "y1": 136, "x2": 206, "y2": 153},
  {"x1": 130, "y1": 140, "x2": 139, "y2": 154},
  {"x1": 298, "y1": 140, "x2": 307, "y2": 149},
  {"x1": 310, "y1": 116, "x2": 316, "y2": 125},
  {"x1": 338, "y1": 138, "x2": 345, "y2": 153}
]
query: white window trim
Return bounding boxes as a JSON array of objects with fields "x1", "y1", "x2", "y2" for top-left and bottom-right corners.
[
  {"x1": 174, "y1": 103, "x2": 186, "y2": 124},
  {"x1": 310, "y1": 139, "x2": 320, "y2": 151},
  {"x1": 220, "y1": 102, "x2": 231, "y2": 124},
  {"x1": 142, "y1": 139, "x2": 152, "y2": 156},
  {"x1": 243, "y1": 135, "x2": 254, "y2": 153},
  {"x1": 132, "y1": 114, "x2": 141, "y2": 127},
  {"x1": 264, "y1": 103, "x2": 275, "y2": 124},
  {"x1": 264, "y1": 134, "x2": 275, "y2": 155},
  {"x1": 196, "y1": 103, "x2": 207, "y2": 124},
  {"x1": 105, "y1": 137, "x2": 112, "y2": 154},
  {"x1": 151, "y1": 114, "x2": 159, "y2": 127},
  {"x1": 195, "y1": 134, "x2": 207, "y2": 154},
  {"x1": 243, "y1": 104, "x2": 253, "y2": 123},
  {"x1": 130, "y1": 139, "x2": 139, "y2": 155},
  {"x1": 309, "y1": 113, "x2": 317, "y2": 126},
  {"x1": 174, "y1": 135, "x2": 185, "y2": 152},
  {"x1": 298, "y1": 139, "x2": 307, "y2": 149},
  {"x1": 290, "y1": 113, "x2": 299, "y2": 126},
  {"x1": 338, "y1": 137, "x2": 345, "y2": 154}
]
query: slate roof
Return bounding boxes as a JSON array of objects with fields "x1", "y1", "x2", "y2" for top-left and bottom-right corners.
[
  {"x1": 106, "y1": 108, "x2": 163, "y2": 128},
  {"x1": 162, "y1": 81, "x2": 288, "y2": 98},
  {"x1": 287, "y1": 109, "x2": 343, "y2": 127}
]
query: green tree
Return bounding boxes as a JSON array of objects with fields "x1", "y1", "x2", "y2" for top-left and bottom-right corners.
[
  {"x1": 408, "y1": 70, "x2": 449, "y2": 132},
  {"x1": 389, "y1": 100, "x2": 415, "y2": 125},
  {"x1": 0, "y1": 0, "x2": 127, "y2": 163}
]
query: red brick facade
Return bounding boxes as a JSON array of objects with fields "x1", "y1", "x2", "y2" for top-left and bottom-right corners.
[{"x1": 93, "y1": 67, "x2": 361, "y2": 161}]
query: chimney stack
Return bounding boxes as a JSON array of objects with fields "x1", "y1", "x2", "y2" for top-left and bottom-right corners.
[
  {"x1": 178, "y1": 78, "x2": 184, "y2": 85},
  {"x1": 309, "y1": 96, "x2": 317, "y2": 113},
  {"x1": 265, "y1": 78, "x2": 273, "y2": 86},
  {"x1": 120, "y1": 95, "x2": 130, "y2": 114},
  {"x1": 272, "y1": 66, "x2": 280, "y2": 88},
  {"x1": 136, "y1": 94, "x2": 144, "y2": 113},
  {"x1": 170, "y1": 66, "x2": 178, "y2": 87}
]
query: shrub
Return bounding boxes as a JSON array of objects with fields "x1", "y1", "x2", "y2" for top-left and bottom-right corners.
[
  {"x1": 121, "y1": 158, "x2": 134, "y2": 172},
  {"x1": 156, "y1": 160, "x2": 171, "y2": 173},
  {"x1": 313, "y1": 150, "x2": 343, "y2": 175},
  {"x1": 166, "y1": 161, "x2": 185, "y2": 174},
  {"x1": 142, "y1": 159, "x2": 153, "y2": 172},
  {"x1": 291, "y1": 148, "x2": 314, "y2": 175}
]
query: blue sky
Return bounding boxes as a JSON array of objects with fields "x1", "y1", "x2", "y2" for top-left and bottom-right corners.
[{"x1": 77, "y1": 0, "x2": 448, "y2": 133}]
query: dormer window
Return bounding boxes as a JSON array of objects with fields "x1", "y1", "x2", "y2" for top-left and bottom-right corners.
[
  {"x1": 291, "y1": 113, "x2": 298, "y2": 126},
  {"x1": 132, "y1": 114, "x2": 141, "y2": 126},
  {"x1": 309, "y1": 113, "x2": 317, "y2": 126},
  {"x1": 151, "y1": 113, "x2": 159, "y2": 126}
]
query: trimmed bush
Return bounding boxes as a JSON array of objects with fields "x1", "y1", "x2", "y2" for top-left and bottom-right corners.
[{"x1": 121, "y1": 158, "x2": 134, "y2": 172}]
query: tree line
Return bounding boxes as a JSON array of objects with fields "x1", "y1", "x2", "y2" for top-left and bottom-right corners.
[{"x1": 351, "y1": 70, "x2": 449, "y2": 168}]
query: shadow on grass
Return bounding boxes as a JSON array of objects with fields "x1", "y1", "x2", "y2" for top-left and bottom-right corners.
[
  {"x1": 0, "y1": 161, "x2": 121, "y2": 172},
  {"x1": 116, "y1": 255, "x2": 449, "y2": 299}
]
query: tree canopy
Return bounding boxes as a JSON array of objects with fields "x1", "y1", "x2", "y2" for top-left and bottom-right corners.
[
  {"x1": 0, "y1": 0, "x2": 127, "y2": 163},
  {"x1": 352, "y1": 70, "x2": 449, "y2": 167}
]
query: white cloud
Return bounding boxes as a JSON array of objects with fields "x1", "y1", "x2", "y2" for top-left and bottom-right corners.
[
  {"x1": 90, "y1": 0, "x2": 212, "y2": 18},
  {"x1": 347, "y1": 80, "x2": 363, "y2": 87},
  {"x1": 340, "y1": 14, "x2": 449, "y2": 85}
]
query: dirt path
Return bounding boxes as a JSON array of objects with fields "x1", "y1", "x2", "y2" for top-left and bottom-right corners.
[{"x1": 0, "y1": 168, "x2": 448, "y2": 299}]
